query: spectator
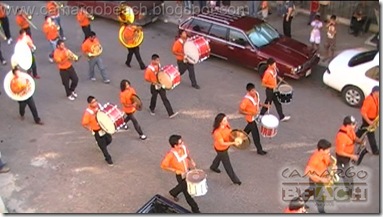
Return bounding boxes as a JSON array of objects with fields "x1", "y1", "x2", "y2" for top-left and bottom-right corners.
[
  {"x1": 319, "y1": 1, "x2": 330, "y2": 22},
  {"x1": 248, "y1": 1, "x2": 261, "y2": 18},
  {"x1": 350, "y1": 2, "x2": 371, "y2": 37},
  {"x1": 308, "y1": 1, "x2": 320, "y2": 25}
]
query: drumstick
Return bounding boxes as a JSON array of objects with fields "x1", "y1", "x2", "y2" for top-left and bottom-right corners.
[{"x1": 277, "y1": 76, "x2": 290, "y2": 86}]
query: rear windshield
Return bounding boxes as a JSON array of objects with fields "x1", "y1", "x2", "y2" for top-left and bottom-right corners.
[{"x1": 348, "y1": 50, "x2": 378, "y2": 67}]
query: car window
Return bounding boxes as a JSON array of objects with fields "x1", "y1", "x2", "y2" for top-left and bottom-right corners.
[
  {"x1": 189, "y1": 19, "x2": 212, "y2": 34},
  {"x1": 246, "y1": 22, "x2": 279, "y2": 47},
  {"x1": 229, "y1": 29, "x2": 250, "y2": 46},
  {"x1": 208, "y1": 24, "x2": 228, "y2": 40},
  {"x1": 365, "y1": 66, "x2": 379, "y2": 81},
  {"x1": 181, "y1": 18, "x2": 193, "y2": 30},
  {"x1": 348, "y1": 50, "x2": 378, "y2": 67}
]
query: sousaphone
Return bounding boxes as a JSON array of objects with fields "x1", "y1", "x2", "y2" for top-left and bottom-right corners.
[
  {"x1": 13, "y1": 41, "x2": 32, "y2": 70},
  {"x1": 117, "y1": 2, "x2": 144, "y2": 48},
  {"x1": 3, "y1": 68, "x2": 35, "y2": 101},
  {"x1": 230, "y1": 129, "x2": 251, "y2": 150}
]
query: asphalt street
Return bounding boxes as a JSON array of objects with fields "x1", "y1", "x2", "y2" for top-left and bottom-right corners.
[{"x1": 0, "y1": 1, "x2": 379, "y2": 214}]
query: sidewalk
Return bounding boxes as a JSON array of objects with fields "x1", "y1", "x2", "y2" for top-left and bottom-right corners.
[{"x1": 160, "y1": 1, "x2": 376, "y2": 67}]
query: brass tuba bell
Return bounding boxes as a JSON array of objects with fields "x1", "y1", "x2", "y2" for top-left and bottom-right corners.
[
  {"x1": 117, "y1": 3, "x2": 135, "y2": 24},
  {"x1": 118, "y1": 24, "x2": 144, "y2": 48}
]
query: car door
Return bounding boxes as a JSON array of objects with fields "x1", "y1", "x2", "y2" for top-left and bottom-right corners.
[
  {"x1": 227, "y1": 29, "x2": 265, "y2": 69},
  {"x1": 205, "y1": 24, "x2": 228, "y2": 59}
]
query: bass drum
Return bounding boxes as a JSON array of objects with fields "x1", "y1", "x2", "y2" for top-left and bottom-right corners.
[
  {"x1": 3, "y1": 70, "x2": 35, "y2": 101},
  {"x1": 14, "y1": 41, "x2": 32, "y2": 70},
  {"x1": 118, "y1": 24, "x2": 144, "y2": 48}
]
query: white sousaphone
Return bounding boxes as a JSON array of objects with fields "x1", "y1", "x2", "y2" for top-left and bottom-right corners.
[
  {"x1": 3, "y1": 54, "x2": 36, "y2": 101},
  {"x1": 13, "y1": 40, "x2": 32, "y2": 70}
]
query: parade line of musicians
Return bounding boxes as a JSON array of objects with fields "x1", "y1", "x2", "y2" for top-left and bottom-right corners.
[{"x1": 2, "y1": 1, "x2": 380, "y2": 213}]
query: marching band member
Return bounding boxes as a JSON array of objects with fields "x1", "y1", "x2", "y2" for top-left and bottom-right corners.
[
  {"x1": 18, "y1": 29, "x2": 39, "y2": 79},
  {"x1": 81, "y1": 31, "x2": 110, "y2": 83},
  {"x1": 259, "y1": 58, "x2": 290, "y2": 122},
  {"x1": 81, "y1": 96, "x2": 114, "y2": 166},
  {"x1": 46, "y1": 1, "x2": 65, "y2": 40},
  {"x1": 209, "y1": 113, "x2": 242, "y2": 185},
  {"x1": 160, "y1": 134, "x2": 201, "y2": 213},
  {"x1": 335, "y1": 116, "x2": 363, "y2": 198},
  {"x1": 15, "y1": 8, "x2": 31, "y2": 37},
  {"x1": 144, "y1": 54, "x2": 178, "y2": 118},
  {"x1": 42, "y1": 15, "x2": 60, "y2": 63},
  {"x1": 283, "y1": 197, "x2": 307, "y2": 213},
  {"x1": 172, "y1": 30, "x2": 200, "y2": 89},
  {"x1": 53, "y1": 39, "x2": 79, "y2": 101},
  {"x1": 0, "y1": 2, "x2": 12, "y2": 44},
  {"x1": 124, "y1": 23, "x2": 146, "y2": 70},
  {"x1": 356, "y1": 86, "x2": 379, "y2": 155},
  {"x1": 300, "y1": 139, "x2": 334, "y2": 213},
  {"x1": 76, "y1": 5, "x2": 92, "y2": 38},
  {"x1": 119, "y1": 79, "x2": 147, "y2": 140},
  {"x1": 11, "y1": 66, "x2": 44, "y2": 125},
  {"x1": 239, "y1": 83, "x2": 269, "y2": 155}
]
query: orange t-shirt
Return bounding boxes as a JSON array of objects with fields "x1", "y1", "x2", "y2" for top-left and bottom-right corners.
[
  {"x1": 304, "y1": 150, "x2": 331, "y2": 183},
  {"x1": 172, "y1": 38, "x2": 184, "y2": 61},
  {"x1": 283, "y1": 208, "x2": 303, "y2": 213},
  {"x1": 15, "y1": 14, "x2": 29, "y2": 29},
  {"x1": 81, "y1": 106, "x2": 101, "y2": 131},
  {"x1": 53, "y1": 48, "x2": 72, "y2": 70},
  {"x1": 361, "y1": 94, "x2": 379, "y2": 120},
  {"x1": 213, "y1": 126, "x2": 232, "y2": 151},
  {"x1": 10, "y1": 76, "x2": 29, "y2": 95},
  {"x1": 123, "y1": 25, "x2": 139, "y2": 45},
  {"x1": 239, "y1": 93, "x2": 259, "y2": 122},
  {"x1": 0, "y1": 5, "x2": 6, "y2": 18},
  {"x1": 262, "y1": 66, "x2": 277, "y2": 89},
  {"x1": 120, "y1": 87, "x2": 137, "y2": 114},
  {"x1": 335, "y1": 125, "x2": 356, "y2": 156},
  {"x1": 77, "y1": 10, "x2": 90, "y2": 27},
  {"x1": 81, "y1": 38, "x2": 102, "y2": 56},
  {"x1": 42, "y1": 21, "x2": 59, "y2": 41},
  {"x1": 144, "y1": 64, "x2": 159, "y2": 84},
  {"x1": 46, "y1": 1, "x2": 59, "y2": 17},
  {"x1": 161, "y1": 144, "x2": 190, "y2": 174}
]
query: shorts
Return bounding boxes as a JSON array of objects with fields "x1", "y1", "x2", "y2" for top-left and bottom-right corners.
[
  {"x1": 310, "y1": 34, "x2": 321, "y2": 44},
  {"x1": 325, "y1": 38, "x2": 336, "y2": 51}
]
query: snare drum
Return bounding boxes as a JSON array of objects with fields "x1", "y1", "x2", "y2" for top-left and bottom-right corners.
[
  {"x1": 186, "y1": 169, "x2": 208, "y2": 197},
  {"x1": 260, "y1": 114, "x2": 279, "y2": 138},
  {"x1": 184, "y1": 36, "x2": 210, "y2": 64},
  {"x1": 277, "y1": 84, "x2": 293, "y2": 104},
  {"x1": 96, "y1": 103, "x2": 125, "y2": 134},
  {"x1": 157, "y1": 65, "x2": 181, "y2": 90}
]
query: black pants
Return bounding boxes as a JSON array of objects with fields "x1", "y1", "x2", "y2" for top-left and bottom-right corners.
[
  {"x1": 243, "y1": 121, "x2": 263, "y2": 152},
  {"x1": 300, "y1": 180, "x2": 325, "y2": 213},
  {"x1": 27, "y1": 53, "x2": 37, "y2": 77},
  {"x1": 177, "y1": 60, "x2": 198, "y2": 86},
  {"x1": 81, "y1": 25, "x2": 92, "y2": 38},
  {"x1": 149, "y1": 85, "x2": 174, "y2": 116},
  {"x1": 356, "y1": 118, "x2": 379, "y2": 154},
  {"x1": 283, "y1": 15, "x2": 292, "y2": 37},
  {"x1": 0, "y1": 42, "x2": 4, "y2": 61},
  {"x1": 18, "y1": 96, "x2": 41, "y2": 123},
  {"x1": 0, "y1": 16, "x2": 11, "y2": 39},
  {"x1": 169, "y1": 174, "x2": 200, "y2": 213},
  {"x1": 22, "y1": 27, "x2": 32, "y2": 38},
  {"x1": 94, "y1": 131, "x2": 112, "y2": 162},
  {"x1": 336, "y1": 154, "x2": 353, "y2": 197},
  {"x1": 260, "y1": 88, "x2": 285, "y2": 119},
  {"x1": 59, "y1": 66, "x2": 79, "y2": 97},
  {"x1": 126, "y1": 46, "x2": 145, "y2": 68},
  {"x1": 350, "y1": 17, "x2": 370, "y2": 36},
  {"x1": 210, "y1": 149, "x2": 240, "y2": 183},
  {"x1": 124, "y1": 113, "x2": 144, "y2": 136}
]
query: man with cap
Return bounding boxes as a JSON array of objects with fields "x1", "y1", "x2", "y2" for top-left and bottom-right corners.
[
  {"x1": 356, "y1": 86, "x2": 379, "y2": 155},
  {"x1": 335, "y1": 115, "x2": 364, "y2": 198}
]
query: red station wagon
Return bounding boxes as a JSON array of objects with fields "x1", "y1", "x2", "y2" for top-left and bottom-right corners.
[{"x1": 179, "y1": 11, "x2": 320, "y2": 79}]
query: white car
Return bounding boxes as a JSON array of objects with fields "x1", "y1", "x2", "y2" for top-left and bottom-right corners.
[{"x1": 323, "y1": 48, "x2": 379, "y2": 107}]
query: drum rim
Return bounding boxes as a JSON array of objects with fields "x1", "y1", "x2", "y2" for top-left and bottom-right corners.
[
  {"x1": 3, "y1": 70, "x2": 35, "y2": 101},
  {"x1": 261, "y1": 114, "x2": 279, "y2": 128},
  {"x1": 96, "y1": 111, "x2": 116, "y2": 134}
]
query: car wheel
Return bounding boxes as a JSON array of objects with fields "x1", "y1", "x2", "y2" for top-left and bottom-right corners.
[
  {"x1": 258, "y1": 64, "x2": 267, "y2": 78},
  {"x1": 342, "y1": 86, "x2": 365, "y2": 107}
]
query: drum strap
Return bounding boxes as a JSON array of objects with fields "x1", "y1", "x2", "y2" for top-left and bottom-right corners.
[
  {"x1": 148, "y1": 65, "x2": 158, "y2": 75},
  {"x1": 171, "y1": 145, "x2": 188, "y2": 172},
  {"x1": 244, "y1": 94, "x2": 260, "y2": 121},
  {"x1": 86, "y1": 108, "x2": 94, "y2": 115},
  {"x1": 178, "y1": 38, "x2": 184, "y2": 45}
]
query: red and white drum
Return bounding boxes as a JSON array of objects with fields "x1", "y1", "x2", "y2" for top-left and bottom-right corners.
[
  {"x1": 260, "y1": 114, "x2": 279, "y2": 138},
  {"x1": 184, "y1": 36, "x2": 210, "y2": 64},
  {"x1": 157, "y1": 65, "x2": 181, "y2": 90},
  {"x1": 96, "y1": 103, "x2": 125, "y2": 135}
]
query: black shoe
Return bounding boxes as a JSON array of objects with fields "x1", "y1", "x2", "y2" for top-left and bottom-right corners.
[
  {"x1": 35, "y1": 121, "x2": 44, "y2": 125},
  {"x1": 192, "y1": 84, "x2": 200, "y2": 89},
  {"x1": 125, "y1": 62, "x2": 131, "y2": 67},
  {"x1": 106, "y1": 159, "x2": 114, "y2": 166},
  {"x1": 169, "y1": 193, "x2": 179, "y2": 202},
  {"x1": 140, "y1": 65, "x2": 147, "y2": 70},
  {"x1": 210, "y1": 167, "x2": 221, "y2": 173},
  {"x1": 192, "y1": 209, "x2": 201, "y2": 213},
  {"x1": 373, "y1": 151, "x2": 379, "y2": 155},
  {"x1": 257, "y1": 150, "x2": 267, "y2": 155},
  {"x1": 234, "y1": 181, "x2": 242, "y2": 185}
]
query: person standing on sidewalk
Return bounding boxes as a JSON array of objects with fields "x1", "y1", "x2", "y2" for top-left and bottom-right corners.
[
  {"x1": 323, "y1": 15, "x2": 336, "y2": 62},
  {"x1": 0, "y1": 3, "x2": 12, "y2": 44},
  {"x1": 248, "y1": 1, "x2": 261, "y2": 18},
  {"x1": 309, "y1": 14, "x2": 323, "y2": 52},
  {"x1": 282, "y1": 1, "x2": 295, "y2": 38},
  {"x1": 307, "y1": 1, "x2": 320, "y2": 25},
  {"x1": 81, "y1": 31, "x2": 110, "y2": 84}
]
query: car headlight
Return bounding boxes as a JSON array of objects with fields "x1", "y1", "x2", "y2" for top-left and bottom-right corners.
[{"x1": 291, "y1": 65, "x2": 302, "y2": 74}]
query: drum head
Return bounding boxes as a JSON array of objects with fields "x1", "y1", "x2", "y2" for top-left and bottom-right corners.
[
  {"x1": 14, "y1": 41, "x2": 32, "y2": 71},
  {"x1": 184, "y1": 40, "x2": 199, "y2": 64},
  {"x1": 261, "y1": 114, "x2": 279, "y2": 128},
  {"x1": 131, "y1": 94, "x2": 142, "y2": 111},
  {"x1": 96, "y1": 111, "x2": 116, "y2": 134},
  {"x1": 186, "y1": 169, "x2": 206, "y2": 183},
  {"x1": 278, "y1": 84, "x2": 293, "y2": 94},
  {"x1": 157, "y1": 71, "x2": 172, "y2": 89},
  {"x1": 3, "y1": 70, "x2": 35, "y2": 101},
  {"x1": 230, "y1": 129, "x2": 251, "y2": 150}
]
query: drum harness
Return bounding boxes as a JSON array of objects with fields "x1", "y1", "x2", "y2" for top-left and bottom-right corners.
[
  {"x1": 171, "y1": 144, "x2": 188, "y2": 173},
  {"x1": 244, "y1": 92, "x2": 260, "y2": 122}
]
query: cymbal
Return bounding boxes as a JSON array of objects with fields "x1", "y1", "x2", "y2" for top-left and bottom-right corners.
[{"x1": 230, "y1": 129, "x2": 251, "y2": 150}]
